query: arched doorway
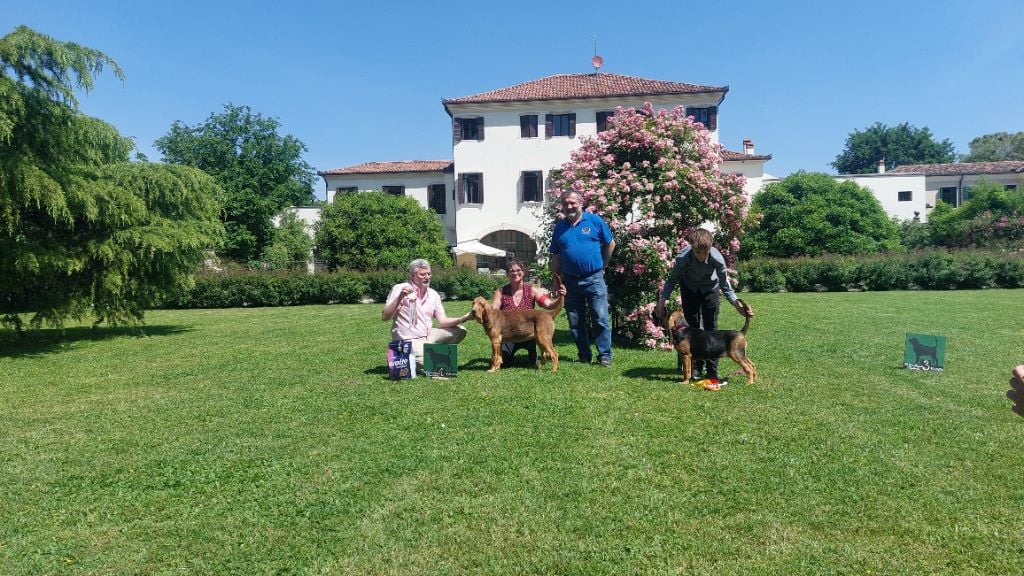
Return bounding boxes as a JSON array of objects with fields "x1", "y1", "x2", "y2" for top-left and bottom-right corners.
[{"x1": 478, "y1": 230, "x2": 537, "y2": 273}]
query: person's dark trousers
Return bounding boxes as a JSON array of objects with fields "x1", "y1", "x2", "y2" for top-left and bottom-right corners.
[
  {"x1": 681, "y1": 286, "x2": 720, "y2": 378},
  {"x1": 501, "y1": 340, "x2": 537, "y2": 367},
  {"x1": 564, "y1": 271, "x2": 612, "y2": 364}
]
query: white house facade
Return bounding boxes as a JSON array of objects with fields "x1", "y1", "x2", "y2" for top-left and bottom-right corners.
[
  {"x1": 837, "y1": 160, "x2": 1024, "y2": 223},
  {"x1": 317, "y1": 72, "x2": 771, "y2": 268}
]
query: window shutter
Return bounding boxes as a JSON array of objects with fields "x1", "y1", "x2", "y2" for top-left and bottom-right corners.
[
  {"x1": 478, "y1": 174, "x2": 484, "y2": 204},
  {"x1": 545, "y1": 114, "x2": 553, "y2": 138},
  {"x1": 568, "y1": 113, "x2": 576, "y2": 137},
  {"x1": 596, "y1": 111, "x2": 609, "y2": 132},
  {"x1": 453, "y1": 118, "x2": 463, "y2": 143},
  {"x1": 518, "y1": 172, "x2": 524, "y2": 203},
  {"x1": 708, "y1": 106, "x2": 718, "y2": 130},
  {"x1": 457, "y1": 174, "x2": 465, "y2": 205}
]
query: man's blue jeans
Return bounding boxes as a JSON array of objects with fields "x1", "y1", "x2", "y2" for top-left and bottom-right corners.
[{"x1": 564, "y1": 271, "x2": 612, "y2": 363}]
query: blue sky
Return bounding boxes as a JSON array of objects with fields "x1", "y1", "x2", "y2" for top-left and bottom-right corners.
[{"x1": 7, "y1": 0, "x2": 1024, "y2": 199}]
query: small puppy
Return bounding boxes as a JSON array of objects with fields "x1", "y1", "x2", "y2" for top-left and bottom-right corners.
[
  {"x1": 469, "y1": 295, "x2": 560, "y2": 373},
  {"x1": 665, "y1": 300, "x2": 756, "y2": 383}
]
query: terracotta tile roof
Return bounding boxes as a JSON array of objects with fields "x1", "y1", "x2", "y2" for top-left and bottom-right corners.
[
  {"x1": 888, "y1": 160, "x2": 1024, "y2": 176},
  {"x1": 318, "y1": 160, "x2": 454, "y2": 176},
  {"x1": 443, "y1": 73, "x2": 727, "y2": 105},
  {"x1": 721, "y1": 149, "x2": 772, "y2": 162}
]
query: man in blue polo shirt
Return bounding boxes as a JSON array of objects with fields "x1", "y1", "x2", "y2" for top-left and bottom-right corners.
[{"x1": 549, "y1": 191, "x2": 616, "y2": 366}]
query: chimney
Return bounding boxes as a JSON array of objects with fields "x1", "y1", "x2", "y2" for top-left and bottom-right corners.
[
  {"x1": 742, "y1": 139, "x2": 754, "y2": 155},
  {"x1": 877, "y1": 158, "x2": 886, "y2": 174}
]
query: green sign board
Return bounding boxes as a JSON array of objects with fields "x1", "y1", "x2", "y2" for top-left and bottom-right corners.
[
  {"x1": 903, "y1": 333, "x2": 946, "y2": 371},
  {"x1": 423, "y1": 343, "x2": 458, "y2": 378}
]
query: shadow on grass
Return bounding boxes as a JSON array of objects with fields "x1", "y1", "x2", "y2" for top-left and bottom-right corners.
[
  {"x1": 362, "y1": 357, "x2": 500, "y2": 380},
  {"x1": 1008, "y1": 374, "x2": 1024, "y2": 418},
  {"x1": 622, "y1": 366, "x2": 683, "y2": 384},
  {"x1": 0, "y1": 324, "x2": 194, "y2": 358}
]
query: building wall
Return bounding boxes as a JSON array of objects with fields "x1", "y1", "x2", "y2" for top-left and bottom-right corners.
[
  {"x1": 321, "y1": 172, "x2": 456, "y2": 243},
  {"x1": 837, "y1": 174, "x2": 928, "y2": 222},
  {"x1": 922, "y1": 173, "x2": 1022, "y2": 209},
  {"x1": 271, "y1": 206, "x2": 322, "y2": 237},
  {"x1": 722, "y1": 160, "x2": 770, "y2": 198}
]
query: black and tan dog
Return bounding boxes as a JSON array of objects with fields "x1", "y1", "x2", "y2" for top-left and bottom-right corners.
[
  {"x1": 665, "y1": 300, "x2": 756, "y2": 383},
  {"x1": 469, "y1": 280, "x2": 562, "y2": 372}
]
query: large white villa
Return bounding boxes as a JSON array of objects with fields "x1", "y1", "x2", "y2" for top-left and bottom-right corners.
[{"x1": 316, "y1": 71, "x2": 771, "y2": 267}]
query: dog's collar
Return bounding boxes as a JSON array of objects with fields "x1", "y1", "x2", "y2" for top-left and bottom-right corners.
[{"x1": 671, "y1": 324, "x2": 688, "y2": 343}]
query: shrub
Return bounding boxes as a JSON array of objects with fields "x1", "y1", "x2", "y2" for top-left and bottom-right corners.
[
  {"x1": 737, "y1": 259, "x2": 786, "y2": 293},
  {"x1": 739, "y1": 249, "x2": 1023, "y2": 293},
  {"x1": 818, "y1": 256, "x2": 859, "y2": 292},
  {"x1": 910, "y1": 252, "x2": 964, "y2": 290},
  {"x1": 858, "y1": 256, "x2": 911, "y2": 291},
  {"x1": 994, "y1": 254, "x2": 1024, "y2": 288},
  {"x1": 783, "y1": 258, "x2": 819, "y2": 292}
]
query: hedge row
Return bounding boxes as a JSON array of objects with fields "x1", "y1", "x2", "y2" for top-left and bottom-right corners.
[
  {"x1": 737, "y1": 250, "x2": 1024, "y2": 292},
  {"x1": 162, "y1": 267, "x2": 504, "y2": 309}
]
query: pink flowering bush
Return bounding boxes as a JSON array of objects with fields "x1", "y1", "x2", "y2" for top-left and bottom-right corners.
[{"x1": 544, "y1": 103, "x2": 753, "y2": 348}]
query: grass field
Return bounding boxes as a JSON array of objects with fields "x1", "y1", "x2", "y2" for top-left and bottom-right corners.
[{"x1": 2, "y1": 291, "x2": 1024, "y2": 575}]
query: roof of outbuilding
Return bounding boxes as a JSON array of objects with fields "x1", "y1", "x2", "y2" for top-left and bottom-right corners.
[
  {"x1": 721, "y1": 149, "x2": 772, "y2": 162},
  {"x1": 318, "y1": 160, "x2": 454, "y2": 176},
  {"x1": 442, "y1": 73, "x2": 727, "y2": 105},
  {"x1": 888, "y1": 161, "x2": 1024, "y2": 176}
]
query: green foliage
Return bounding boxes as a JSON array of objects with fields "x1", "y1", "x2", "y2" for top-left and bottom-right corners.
[
  {"x1": 316, "y1": 192, "x2": 451, "y2": 271},
  {"x1": 0, "y1": 26, "x2": 224, "y2": 330},
  {"x1": 164, "y1": 267, "x2": 502, "y2": 309},
  {"x1": 896, "y1": 216, "x2": 932, "y2": 249},
  {"x1": 927, "y1": 179, "x2": 1024, "y2": 248},
  {"x1": 742, "y1": 172, "x2": 900, "y2": 258},
  {"x1": 738, "y1": 250, "x2": 1023, "y2": 292},
  {"x1": 262, "y1": 210, "x2": 312, "y2": 270},
  {"x1": 831, "y1": 122, "x2": 956, "y2": 174},
  {"x1": 962, "y1": 131, "x2": 1024, "y2": 162},
  {"x1": 155, "y1": 103, "x2": 315, "y2": 262},
  {"x1": 167, "y1": 270, "x2": 369, "y2": 308}
]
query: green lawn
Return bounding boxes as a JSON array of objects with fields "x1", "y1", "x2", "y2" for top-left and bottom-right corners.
[{"x1": 2, "y1": 291, "x2": 1024, "y2": 575}]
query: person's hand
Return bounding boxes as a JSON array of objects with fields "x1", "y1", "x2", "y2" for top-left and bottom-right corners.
[
  {"x1": 557, "y1": 285, "x2": 567, "y2": 297},
  {"x1": 734, "y1": 300, "x2": 753, "y2": 318},
  {"x1": 653, "y1": 301, "x2": 666, "y2": 322}
]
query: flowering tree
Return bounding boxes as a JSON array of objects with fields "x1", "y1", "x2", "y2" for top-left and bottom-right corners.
[{"x1": 544, "y1": 103, "x2": 752, "y2": 348}]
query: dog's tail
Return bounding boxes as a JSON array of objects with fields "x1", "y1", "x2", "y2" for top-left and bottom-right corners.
[
  {"x1": 546, "y1": 273, "x2": 564, "y2": 317},
  {"x1": 737, "y1": 299, "x2": 753, "y2": 335}
]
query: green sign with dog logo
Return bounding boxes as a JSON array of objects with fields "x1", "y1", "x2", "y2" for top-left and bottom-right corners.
[
  {"x1": 903, "y1": 333, "x2": 946, "y2": 371},
  {"x1": 423, "y1": 343, "x2": 458, "y2": 378}
]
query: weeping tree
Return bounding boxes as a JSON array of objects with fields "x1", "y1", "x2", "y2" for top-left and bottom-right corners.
[
  {"x1": 544, "y1": 103, "x2": 753, "y2": 347},
  {"x1": 0, "y1": 26, "x2": 224, "y2": 330}
]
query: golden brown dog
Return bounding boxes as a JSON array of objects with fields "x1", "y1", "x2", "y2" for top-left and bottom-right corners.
[
  {"x1": 665, "y1": 300, "x2": 756, "y2": 383},
  {"x1": 469, "y1": 287, "x2": 561, "y2": 373}
]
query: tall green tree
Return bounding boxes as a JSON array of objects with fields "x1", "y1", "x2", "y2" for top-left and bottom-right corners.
[
  {"x1": 832, "y1": 122, "x2": 955, "y2": 174},
  {"x1": 962, "y1": 131, "x2": 1024, "y2": 162},
  {"x1": 742, "y1": 172, "x2": 900, "y2": 258},
  {"x1": 316, "y1": 192, "x2": 450, "y2": 271},
  {"x1": 155, "y1": 104, "x2": 315, "y2": 262},
  {"x1": 0, "y1": 26, "x2": 224, "y2": 329}
]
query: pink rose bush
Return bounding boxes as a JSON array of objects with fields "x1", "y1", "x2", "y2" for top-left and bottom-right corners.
[{"x1": 543, "y1": 103, "x2": 753, "y2": 347}]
